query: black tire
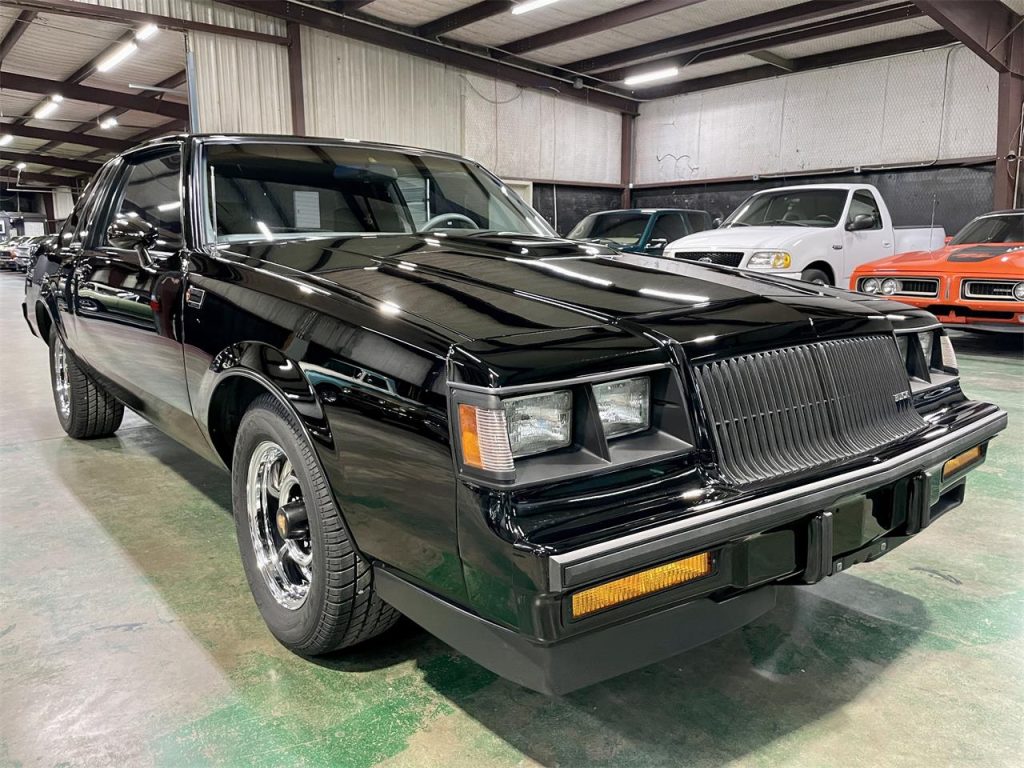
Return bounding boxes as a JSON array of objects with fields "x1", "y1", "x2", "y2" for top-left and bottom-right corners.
[
  {"x1": 801, "y1": 268, "x2": 831, "y2": 286},
  {"x1": 48, "y1": 329, "x2": 124, "y2": 439},
  {"x1": 232, "y1": 393, "x2": 398, "y2": 655}
]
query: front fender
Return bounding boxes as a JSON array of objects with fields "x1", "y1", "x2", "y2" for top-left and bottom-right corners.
[{"x1": 196, "y1": 341, "x2": 335, "y2": 470}]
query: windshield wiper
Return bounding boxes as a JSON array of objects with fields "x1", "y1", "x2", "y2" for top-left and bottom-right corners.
[{"x1": 763, "y1": 219, "x2": 811, "y2": 227}]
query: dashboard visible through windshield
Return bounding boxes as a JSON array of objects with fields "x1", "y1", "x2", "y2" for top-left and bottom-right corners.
[{"x1": 204, "y1": 142, "x2": 554, "y2": 244}]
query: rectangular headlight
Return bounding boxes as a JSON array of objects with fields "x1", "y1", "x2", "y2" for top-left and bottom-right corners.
[
  {"x1": 503, "y1": 390, "x2": 572, "y2": 457},
  {"x1": 593, "y1": 376, "x2": 650, "y2": 438}
]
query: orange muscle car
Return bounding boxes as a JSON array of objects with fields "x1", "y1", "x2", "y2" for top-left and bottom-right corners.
[{"x1": 851, "y1": 210, "x2": 1023, "y2": 333}]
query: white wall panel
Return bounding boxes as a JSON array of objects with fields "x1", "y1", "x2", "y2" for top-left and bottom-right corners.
[
  {"x1": 463, "y1": 76, "x2": 621, "y2": 184},
  {"x1": 301, "y1": 28, "x2": 463, "y2": 154},
  {"x1": 635, "y1": 45, "x2": 998, "y2": 185},
  {"x1": 190, "y1": 33, "x2": 291, "y2": 134}
]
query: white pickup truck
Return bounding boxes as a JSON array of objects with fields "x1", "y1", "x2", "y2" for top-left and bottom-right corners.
[{"x1": 663, "y1": 183, "x2": 946, "y2": 286}]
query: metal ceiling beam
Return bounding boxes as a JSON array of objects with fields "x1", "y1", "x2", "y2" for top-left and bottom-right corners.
[
  {"x1": 4, "y1": 0, "x2": 289, "y2": 45},
  {"x1": 748, "y1": 50, "x2": 795, "y2": 72},
  {"x1": 1, "y1": 72, "x2": 190, "y2": 119},
  {"x1": 0, "y1": 10, "x2": 36, "y2": 62},
  {"x1": 0, "y1": 151, "x2": 102, "y2": 174},
  {"x1": 417, "y1": 2, "x2": 513, "y2": 39},
  {"x1": 565, "y1": 0, "x2": 870, "y2": 74},
  {"x1": 219, "y1": 0, "x2": 640, "y2": 114},
  {"x1": 912, "y1": 0, "x2": 1023, "y2": 75},
  {"x1": 598, "y1": 3, "x2": 923, "y2": 83},
  {"x1": 498, "y1": 0, "x2": 705, "y2": 57},
  {"x1": 0, "y1": 125, "x2": 130, "y2": 152},
  {"x1": 640, "y1": 30, "x2": 956, "y2": 99},
  {"x1": 0, "y1": 170, "x2": 84, "y2": 187}
]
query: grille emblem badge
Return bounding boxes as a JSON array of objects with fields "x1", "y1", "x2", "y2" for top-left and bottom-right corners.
[{"x1": 893, "y1": 390, "x2": 911, "y2": 403}]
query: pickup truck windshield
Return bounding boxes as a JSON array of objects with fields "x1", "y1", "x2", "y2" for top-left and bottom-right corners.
[
  {"x1": 205, "y1": 143, "x2": 554, "y2": 243},
  {"x1": 950, "y1": 214, "x2": 1024, "y2": 245},
  {"x1": 723, "y1": 189, "x2": 848, "y2": 228},
  {"x1": 567, "y1": 212, "x2": 649, "y2": 245}
]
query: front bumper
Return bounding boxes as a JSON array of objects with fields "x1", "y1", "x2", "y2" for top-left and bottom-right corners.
[{"x1": 379, "y1": 401, "x2": 1006, "y2": 694}]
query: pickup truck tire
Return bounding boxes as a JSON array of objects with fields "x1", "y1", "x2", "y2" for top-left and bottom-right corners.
[
  {"x1": 231, "y1": 393, "x2": 399, "y2": 655},
  {"x1": 49, "y1": 330, "x2": 124, "y2": 439},
  {"x1": 800, "y1": 268, "x2": 831, "y2": 286}
]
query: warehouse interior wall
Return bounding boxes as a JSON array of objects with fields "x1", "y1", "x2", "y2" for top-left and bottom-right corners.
[{"x1": 634, "y1": 45, "x2": 998, "y2": 186}]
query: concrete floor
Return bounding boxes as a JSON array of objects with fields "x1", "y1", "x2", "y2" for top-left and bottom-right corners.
[{"x1": 0, "y1": 272, "x2": 1021, "y2": 768}]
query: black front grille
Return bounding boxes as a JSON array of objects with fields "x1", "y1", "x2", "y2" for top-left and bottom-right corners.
[
  {"x1": 693, "y1": 336, "x2": 925, "y2": 485},
  {"x1": 896, "y1": 278, "x2": 938, "y2": 296},
  {"x1": 677, "y1": 251, "x2": 744, "y2": 267},
  {"x1": 962, "y1": 280, "x2": 1019, "y2": 301}
]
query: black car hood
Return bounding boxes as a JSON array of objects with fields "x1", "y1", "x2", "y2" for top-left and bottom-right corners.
[{"x1": 222, "y1": 232, "x2": 917, "y2": 346}]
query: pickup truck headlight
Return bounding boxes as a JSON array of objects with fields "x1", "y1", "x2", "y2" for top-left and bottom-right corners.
[
  {"x1": 748, "y1": 251, "x2": 791, "y2": 269},
  {"x1": 594, "y1": 377, "x2": 650, "y2": 438}
]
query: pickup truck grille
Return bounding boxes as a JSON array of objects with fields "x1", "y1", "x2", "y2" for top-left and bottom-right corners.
[
  {"x1": 961, "y1": 280, "x2": 1020, "y2": 301},
  {"x1": 693, "y1": 336, "x2": 925, "y2": 485},
  {"x1": 676, "y1": 251, "x2": 744, "y2": 267}
]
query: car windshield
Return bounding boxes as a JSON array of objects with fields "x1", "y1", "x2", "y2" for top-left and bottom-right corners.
[
  {"x1": 567, "y1": 212, "x2": 650, "y2": 245},
  {"x1": 950, "y1": 214, "x2": 1024, "y2": 245},
  {"x1": 723, "y1": 189, "x2": 848, "y2": 228},
  {"x1": 204, "y1": 143, "x2": 554, "y2": 243}
]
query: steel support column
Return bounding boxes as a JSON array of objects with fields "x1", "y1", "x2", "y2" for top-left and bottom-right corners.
[
  {"x1": 996, "y1": 71, "x2": 1023, "y2": 210},
  {"x1": 620, "y1": 113, "x2": 635, "y2": 209},
  {"x1": 287, "y1": 21, "x2": 306, "y2": 135}
]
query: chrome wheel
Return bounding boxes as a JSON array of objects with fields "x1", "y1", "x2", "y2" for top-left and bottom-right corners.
[
  {"x1": 53, "y1": 336, "x2": 71, "y2": 419},
  {"x1": 246, "y1": 441, "x2": 313, "y2": 610}
]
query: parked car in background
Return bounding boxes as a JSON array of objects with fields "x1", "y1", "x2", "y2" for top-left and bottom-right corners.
[
  {"x1": 568, "y1": 208, "x2": 712, "y2": 255},
  {"x1": 852, "y1": 209, "x2": 1024, "y2": 333},
  {"x1": 662, "y1": 184, "x2": 946, "y2": 286},
  {"x1": 11, "y1": 235, "x2": 48, "y2": 272},
  {"x1": 24, "y1": 134, "x2": 1006, "y2": 695},
  {"x1": 1, "y1": 235, "x2": 28, "y2": 269}
]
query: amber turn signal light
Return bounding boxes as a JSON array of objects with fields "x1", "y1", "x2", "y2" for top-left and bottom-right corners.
[
  {"x1": 942, "y1": 445, "x2": 983, "y2": 480},
  {"x1": 571, "y1": 551, "x2": 713, "y2": 618}
]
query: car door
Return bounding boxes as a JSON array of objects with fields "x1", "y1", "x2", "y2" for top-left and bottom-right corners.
[
  {"x1": 842, "y1": 189, "x2": 889, "y2": 284},
  {"x1": 69, "y1": 144, "x2": 200, "y2": 444}
]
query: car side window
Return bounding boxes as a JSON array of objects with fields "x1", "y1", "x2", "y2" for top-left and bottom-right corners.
[
  {"x1": 682, "y1": 211, "x2": 710, "y2": 233},
  {"x1": 848, "y1": 191, "x2": 882, "y2": 230},
  {"x1": 650, "y1": 213, "x2": 687, "y2": 241},
  {"x1": 104, "y1": 149, "x2": 183, "y2": 253}
]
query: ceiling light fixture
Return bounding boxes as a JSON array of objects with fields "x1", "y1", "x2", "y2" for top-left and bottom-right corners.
[
  {"x1": 99, "y1": 117, "x2": 118, "y2": 129},
  {"x1": 16, "y1": 162, "x2": 27, "y2": 170},
  {"x1": 136, "y1": 23, "x2": 159, "y2": 41},
  {"x1": 0, "y1": 134, "x2": 12, "y2": 146},
  {"x1": 33, "y1": 99, "x2": 60, "y2": 120},
  {"x1": 96, "y1": 41, "x2": 138, "y2": 73},
  {"x1": 624, "y1": 67, "x2": 680, "y2": 86},
  {"x1": 511, "y1": 0, "x2": 561, "y2": 15}
]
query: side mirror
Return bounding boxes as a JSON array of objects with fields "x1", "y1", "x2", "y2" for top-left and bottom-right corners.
[
  {"x1": 107, "y1": 215, "x2": 158, "y2": 250},
  {"x1": 711, "y1": 217, "x2": 722, "y2": 229},
  {"x1": 846, "y1": 213, "x2": 875, "y2": 231},
  {"x1": 645, "y1": 237, "x2": 668, "y2": 251}
]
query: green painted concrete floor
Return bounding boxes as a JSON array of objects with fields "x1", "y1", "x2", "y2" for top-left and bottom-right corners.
[{"x1": 1, "y1": 273, "x2": 1022, "y2": 768}]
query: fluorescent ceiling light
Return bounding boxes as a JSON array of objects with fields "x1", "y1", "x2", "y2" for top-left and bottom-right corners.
[
  {"x1": 97, "y1": 42, "x2": 138, "y2": 73},
  {"x1": 624, "y1": 67, "x2": 680, "y2": 86},
  {"x1": 51, "y1": 94, "x2": 63, "y2": 103},
  {"x1": 511, "y1": 0, "x2": 560, "y2": 15},
  {"x1": 99, "y1": 117, "x2": 118, "y2": 129},
  {"x1": 136, "y1": 24, "x2": 159, "y2": 41},
  {"x1": 0, "y1": 134, "x2": 12, "y2": 146},
  {"x1": 156, "y1": 201, "x2": 181, "y2": 212},
  {"x1": 256, "y1": 221, "x2": 274, "y2": 241},
  {"x1": 33, "y1": 100, "x2": 59, "y2": 120},
  {"x1": 16, "y1": 162, "x2": 27, "y2": 170}
]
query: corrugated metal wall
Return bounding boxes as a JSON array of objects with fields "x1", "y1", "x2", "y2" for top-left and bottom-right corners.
[
  {"x1": 190, "y1": 32, "x2": 292, "y2": 134},
  {"x1": 301, "y1": 28, "x2": 463, "y2": 154},
  {"x1": 301, "y1": 31, "x2": 620, "y2": 184},
  {"x1": 635, "y1": 45, "x2": 998, "y2": 185}
]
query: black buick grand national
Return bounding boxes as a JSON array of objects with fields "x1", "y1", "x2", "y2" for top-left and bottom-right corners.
[{"x1": 24, "y1": 135, "x2": 1007, "y2": 694}]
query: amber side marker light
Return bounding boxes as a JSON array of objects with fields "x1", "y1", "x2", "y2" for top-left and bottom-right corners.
[
  {"x1": 571, "y1": 551, "x2": 713, "y2": 619},
  {"x1": 943, "y1": 445, "x2": 983, "y2": 480}
]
